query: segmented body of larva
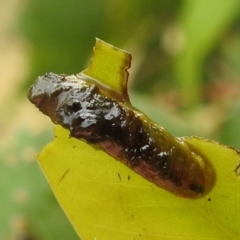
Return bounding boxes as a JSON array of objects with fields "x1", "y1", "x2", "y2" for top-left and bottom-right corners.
[{"x1": 28, "y1": 73, "x2": 215, "y2": 198}]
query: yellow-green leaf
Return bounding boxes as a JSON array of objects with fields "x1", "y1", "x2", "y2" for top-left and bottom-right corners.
[
  {"x1": 34, "y1": 39, "x2": 240, "y2": 239},
  {"x1": 39, "y1": 126, "x2": 240, "y2": 239},
  {"x1": 82, "y1": 38, "x2": 131, "y2": 101}
]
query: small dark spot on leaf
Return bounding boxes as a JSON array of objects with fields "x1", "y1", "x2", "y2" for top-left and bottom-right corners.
[
  {"x1": 234, "y1": 162, "x2": 240, "y2": 176},
  {"x1": 117, "y1": 173, "x2": 121, "y2": 181},
  {"x1": 58, "y1": 168, "x2": 70, "y2": 185},
  {"x1": 128, "y1": 175, "x2": 130, "y2": 181},
  {"x1": 73, "y1": 145, "x2": 76, "y2": 148},
  {"x1": 208, "y1": 198, "x2": 211, "y2": 202}
]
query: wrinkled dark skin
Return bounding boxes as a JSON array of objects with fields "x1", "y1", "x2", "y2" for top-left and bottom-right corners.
[{"x1": 28, "y1": 73, "x2": 215, "y2": 198}]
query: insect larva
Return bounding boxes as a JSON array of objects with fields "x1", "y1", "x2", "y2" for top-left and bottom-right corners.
[{"x1": 28, "y1": 72, "x2": 215, "y2": 198}]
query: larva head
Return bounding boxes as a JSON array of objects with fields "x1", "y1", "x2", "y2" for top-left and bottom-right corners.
[
  {"x1": 182, "y1": 154, "x2": 214, "y2": 198},
  {"x1": 28, "y1": 73, "x2": 80, "y2": 124},
  {"x1": 28, "y1": 73, "x2": 67, "y2": 123},
  {"x1": 143, "y1": 136, "x2": 216, "y2": 199},
  {"x1": 170, "y1": 140, "x2": 216, "y2": 198}
]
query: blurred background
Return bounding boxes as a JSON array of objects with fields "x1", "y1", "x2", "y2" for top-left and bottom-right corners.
[{"x1": 1, "y1": 0, "x2": 240, "y2": 238}]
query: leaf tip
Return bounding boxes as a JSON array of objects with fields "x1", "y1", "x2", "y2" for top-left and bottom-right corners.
[{"x1": 82, "y1": 38, "x2": 132, "y2": 99}]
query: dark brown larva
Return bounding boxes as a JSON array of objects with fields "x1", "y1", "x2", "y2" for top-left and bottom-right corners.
[{"x1": 28, "y1": 72, "x2": 215, "y2": 198}]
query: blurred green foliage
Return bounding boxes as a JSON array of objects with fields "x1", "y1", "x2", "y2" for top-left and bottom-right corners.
[
  {"x1": 20, "y1": 0, "x2": 240, "y2": 108},
  {"x1": 175, "y1": 0, "x2": 240, "y2": 105},
  {"x1": 20, "y1": 0, "x2": 182, "y2": 89},
  {"x1": 2, "y1": 0, "x2": 239, "y2": 238},
  {"x1": 0, "y1": 129, "x2": 78, "y2": 239}
]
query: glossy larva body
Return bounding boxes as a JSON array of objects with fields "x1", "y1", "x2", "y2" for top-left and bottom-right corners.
[{"x1": 28, "y1": 73, "x2": 214, "y2": 198}]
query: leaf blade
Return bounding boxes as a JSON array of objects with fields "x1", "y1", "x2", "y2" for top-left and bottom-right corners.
[{"x1": 38, "y1": 126, "x2": 240, "y2": 239}]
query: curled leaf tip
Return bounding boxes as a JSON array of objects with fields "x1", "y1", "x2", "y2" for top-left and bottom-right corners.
[{"x1": 82, "y1": 38, "x2": 131, "y2": 101}]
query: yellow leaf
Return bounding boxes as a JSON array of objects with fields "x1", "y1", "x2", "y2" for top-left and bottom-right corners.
[
  {"x1": 29, "y1": 39, "x2": 240, "y2": 239},
  {"x1": 39, "y1": 126, "x2": 240, "y2": 239}
]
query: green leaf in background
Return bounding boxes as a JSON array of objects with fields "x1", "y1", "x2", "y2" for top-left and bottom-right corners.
[
  {"x1": 175, "y1": 0, "x2": 240, "y2": 107},
  {"x1": 34, "y1": 39, "x2": 240, "y2": 239},
  {"x1": 0, "y1": 129, "x2": 78, "y2": 239},
  {"x1": 219, "y1": 102, "x2": 240, "y2": 150}
]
